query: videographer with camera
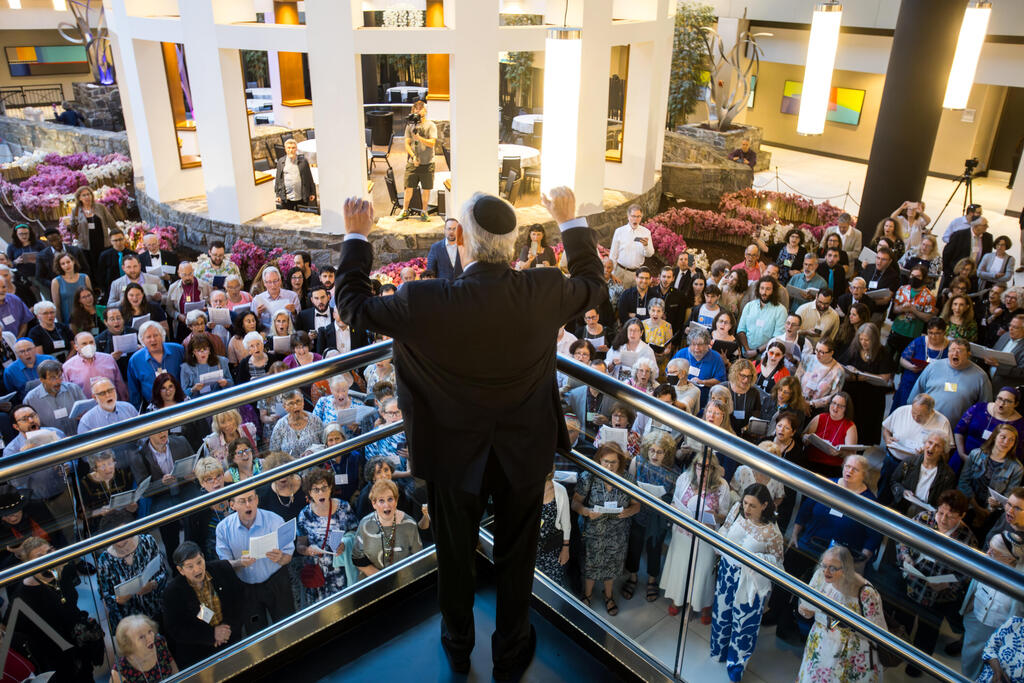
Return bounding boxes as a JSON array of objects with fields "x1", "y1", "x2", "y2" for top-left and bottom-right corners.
[{"x1": 398, "y1": 100, "x2": 438, "y2": 222}]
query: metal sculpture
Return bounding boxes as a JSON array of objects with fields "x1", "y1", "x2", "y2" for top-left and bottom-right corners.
[
  {"x1": 700, "y1": 26, "x2": 770, "y2": 131},
  {"x1": 58, "y1": 0, "x2": 115, "y2": 85}
]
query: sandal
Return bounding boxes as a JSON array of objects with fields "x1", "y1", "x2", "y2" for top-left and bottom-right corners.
[
  {"x1": 621, "y1": 576, "x2": 637, "y2": 600},
  {"x1": 604, "y1": 593, "x2": 619, "y2": 616},
  {"x1": 582, "y1": 592, "x2": 592, "y2": 607},
  {"x1": 646, "y1": 579, "x2": 660, "y2": 602}
]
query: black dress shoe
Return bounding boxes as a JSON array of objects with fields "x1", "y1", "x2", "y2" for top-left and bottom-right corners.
[
  {"x1": 441, "y1": 639, "x2": 471, "y2": 675},
  {"x1": 493, "y1": 625, "x2": 537, "y2": 682},
  {"x1": 944, "y1": 638, "x2": 963, "y2": 656}
]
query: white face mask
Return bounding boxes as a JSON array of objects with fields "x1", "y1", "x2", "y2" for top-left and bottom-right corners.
[{"x1": 79, "y1": 343, "x2": 97, "y2": 359}]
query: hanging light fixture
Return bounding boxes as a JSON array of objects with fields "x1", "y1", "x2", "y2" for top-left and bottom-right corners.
[
  {"x1": 797, "y1": 1, "x2": 842, "y2": 136},
  {"x1": 8, "y1": 0, "x2": 22, "y2": 8},
  {"x1": 943, "y1": 0, "x2": 992, "y2": 110},
  {"x1": 540, "y1": 26, "x2": 582, "y2": 195}
]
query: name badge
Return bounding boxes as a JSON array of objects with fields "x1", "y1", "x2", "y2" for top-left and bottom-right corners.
[
  {"x1": 586, "y1": 411, "x2": 599, "y2": 423},
  {"x1": 828, "y1": 508, "x2": 844, "y2": 518},
  {"x1": 53, "y1": 408, "x2": 68, "y2": 419},
  {"x1": 982, "y1": 429, "x2": 993, "y2": 440},
  {"x1": 687, "y1": 365, "x2": 700, "y2": 377},
  {"x1": 53, "y1": 340, "x2": 65, "y2": 349},
  {"x1": 393, "y1": 547, "x2": 403, "y2": 552},
  {"x1": 636, "y1": 307, "x2": 647, "y2": 316},
  {"x1": 197, "y1": 604, "x2": 215, "y2": 623},
  {"x1": 335, "y1": 473, "x2": 348, "y2": 485},
  {"x1": 1, "y1": 316, "x2": 13, "y2": 325},
  {"x1": 732, "y1": 410, "x2": 745, "y2": 420},
  {"x1": 783, "y1": 258, "x2": 793, "y2": 267},
  {"x1": 944, "y1": 382, "x2": 958, "y2": 392},
  {"x1": 869, "y1": 280, "x2": 878, "y2": 289}
]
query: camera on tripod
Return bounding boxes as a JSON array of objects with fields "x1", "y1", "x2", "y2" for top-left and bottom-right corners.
[{"x1": 963, "y1": 157, "x2": 979, "y2": 177}]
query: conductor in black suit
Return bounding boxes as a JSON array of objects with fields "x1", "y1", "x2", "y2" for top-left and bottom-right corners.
[{"x1": 336, "y1": 187, "x2": 604, "y2": 679}]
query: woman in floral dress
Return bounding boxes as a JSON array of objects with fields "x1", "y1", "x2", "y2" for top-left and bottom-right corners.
[
  {"x1": 295, "y1": 468, "x2": 358, "y2": 603},
  {"x1": 95, "y1": 510, "x2": 168, "y2": 630},
  {"x1": 797, "y1": 545, "x2": 886, "y2": 683},
  {"x1": 710, "y1": 483, "x2": 784, "y2": 682},
  {"x1": 535, "y1": 469, "x2": 570, "y2": 586},
  {"x1": 571, "y1": 443, "x2": 640, "y2": 616}
]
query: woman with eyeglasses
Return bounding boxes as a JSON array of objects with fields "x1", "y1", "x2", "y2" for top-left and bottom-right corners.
[
  {"x1": 802, "y1": 392, "x2": 858, "y2": 479},
  {"x1": 891, "y1": 317, "x2": 949, "y2": 410},
  {"x1": 660, "y1": 447, "x2": 731, "y2": 624},
  {"x1": 760, "y1": 375, "x2": 809, "y2": 436},
  {"x1": 838, "y1": 322, "x2": 893, "y2": 447},
  {"x1": 754, "y1": 341, "x2": 790, "y2": 395},
  {"x1": 269, "y1": 389, "x2": 325, "y2": 458},
  {"x1": 710, "y1": 483, "x2": 784, "y2": 682},
  {"x1": 892, "y1": 489, "x2": 977, "y2": 678},
  {"x1": 710, "y1": 310, "x2": 740, "y2": 366},
  {"x1": 954, "y1": 387, "x2": 1024, "y2": 475},
  {"x1": 958, "y1": 424, "x2": 1023, "y2": 536},
  {"x1": 295, "y1": 468, "x2": 358, "y2": 604},
  {"x1": 795, "y1": 338, "x2": 845, "y2": 413},
  {"x1": 560, "y1": 339, "x2": 596, "y2": 393},
  {"x1": 223, "y1": 439, "x2": 262, "y2": 484},
  {"x1": 726, "y1": 359, "x2": 761, "y2": 436},
  {"x1": 574, "y1": 308, "x2": 611, "y2": 358},
  {"x1": 960, "y1": 532, "x2": 1024, "y2": 679},
  {"x1": 363, "y1": 396, "x2": 415, "y2": 497},
  {"x1": 606, "y1": 318, "x2": 657, "y2": 382},
  {"x1": 795, "y1": 545, "x2": 886, "y2": 683}
]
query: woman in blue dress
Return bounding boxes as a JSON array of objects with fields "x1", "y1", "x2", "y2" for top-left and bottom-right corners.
[
  {"x1": 49, "y1": 251, "x2": 92, "y2": 323},
  {"x1": 891, "y1": 318, "x2": 949, "y2": 410}
]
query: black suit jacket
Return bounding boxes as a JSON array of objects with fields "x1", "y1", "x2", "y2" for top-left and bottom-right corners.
[
  {"x1": 336, "y1": 226, "x2": 605, "y2": 492},
  {"x1": 314, "y1": 322, "x2": 370, "y2": 357},
  {"x1": 297, "y1": 306, "x2": 333, "y2": 333},
  {"x1": 139, "y1": 250, "x2": 180, "y2": 280},
  {"x1": 37, "y1": 244, "x2": 90, "y2": 282},
  {"x1": 274, "y1": 155, "x2": 316, "y2": 204},
  {"x1": 671, "y1": 266, "x2": 706, "y2": 310},
  {"x1": 97, "y1": 247, "x2": 127, "y2": 293},
  {"x1": 129, "y1": 434, "x2": 195, "y2": 508},
  {"x1": 162, "y1": 559, "x2": 244, "y2": 667},
  {"x1": 860, "y1": 264, "x2": 900, "y2": 294},
  {"x1": 816, "y1": 263, "x2": 848, "y2": 299},
  {"x1": 426, "y1": 239, "x2": 463, "y2": 282},
  {"x1": 942, "y1": 229, "x2": 992, "y2": 277},
  {"x1": 836, "y1": 293, "x2": 875, "y2": 317}
]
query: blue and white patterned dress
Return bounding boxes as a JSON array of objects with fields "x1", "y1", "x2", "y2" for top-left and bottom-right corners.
[
  {"x1": 710, "y1": 503, "x2": 784, "y2": 681},
  {"x1": 297, "y1": 500, "x2": 358, "y2": 603},
  {"x1": 979, "y1": 616, "x2": 1024, "y2": 683}
]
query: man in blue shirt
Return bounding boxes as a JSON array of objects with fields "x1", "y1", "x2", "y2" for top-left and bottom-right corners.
[
  {"x1": 0, "y1": 279, "x2": 33, "y2": 337},
  {"x1": 737, "y1": 277, "x2": 787, "y2": 357},
  {"x1": 126, "y1": 322, "x2": 185, "y2": 407},
  {"x1": 4, "y1": 339, "x2": 55, "y2": 401},
  {"x1": 942, "y1": 203, "x2": 982, "y2": 243},
  {"x1": 79, "y1": 377, "x2": 140, "y2": 468},
  {"x1": 3, "y1": 405, "x2": 73, "y2": 540},
  {"x1": 787, "y1": 253, "x2": 828, "y2": 314},
  {"x1": 215, "y1": 489, "x2": 295, "y2": 631},
  {"x1": 671, "y1": 327, "x2": 727, "y2": 411}
]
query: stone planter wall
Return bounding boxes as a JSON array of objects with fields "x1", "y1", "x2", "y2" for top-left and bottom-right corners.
[
  {"x1": 72, "y1": 83, "x2": 125, "y2": 132},
  {"x1": 249, "y1": 126, "x2": 310, "y2": 160},
  {"x1": 665, "y1": 123, "x2": 771, "y2": 173},
  {"x1": 661, "y1": 162, "x2": 753, "y2": 206},
  {"x1": 0, "y1": 115, "x2": 130, "y2": 158}
]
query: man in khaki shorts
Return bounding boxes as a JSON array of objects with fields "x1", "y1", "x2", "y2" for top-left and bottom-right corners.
[{"x1": 399, "y1": 100, "x2": 438, "y2": 222}]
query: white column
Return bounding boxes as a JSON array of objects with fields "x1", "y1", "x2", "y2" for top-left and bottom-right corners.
[
  {"x1": 178, "y1": 0, "x2": 273, "y2": 223},
  {"x1": 573, "y1": 0, "x2": 612, "y2": 214},
  {"x1": 109, "y1": 0, "x2": 204, "y2": 202},
  {"x1": 448, "y1": 0, "x2": 501, "y2": 209},
  {"x1": 1009, "y1": 154, "x2": 1024, "y2": 222},
  {"x1": 305, "y1": 0, "x2": 371, "y2": 228}
]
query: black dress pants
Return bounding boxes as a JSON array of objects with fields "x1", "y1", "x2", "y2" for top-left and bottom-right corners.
[{"x1": 426, "y1": 451, "x2": 544, "y2": 669}]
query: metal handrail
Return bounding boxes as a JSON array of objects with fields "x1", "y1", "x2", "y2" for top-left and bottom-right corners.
[
  {"x1": 0, "y1": 341, "x2": 392, "y2": 482},
  {"x1": 0, "y1": 422, "x2": 403, "y2": 588},
  {"x1": 555, "y1": 355, "x2": 1024, "y2": 603},
  {"x1": 560, "y1": 448, "x2": 967, "y2": 682}
]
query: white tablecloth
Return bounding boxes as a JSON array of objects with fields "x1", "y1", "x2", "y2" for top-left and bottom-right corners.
[
  {"x1": 386, "y1": 86, "x2": 428, "y2": 101},
  {"x1": 296, "y1": 139, "x2": 316, "y2": 166},
  {"x1": 511, "y1": 114, "x2": 543, "y2": 134},
  {"x1": 499, "y1": 143, "x2": 540, "y2": 169}
]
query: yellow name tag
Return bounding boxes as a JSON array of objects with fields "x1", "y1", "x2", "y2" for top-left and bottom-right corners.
[{"x1": 944, "y1": 382, "x2": 958, "y2": 392}]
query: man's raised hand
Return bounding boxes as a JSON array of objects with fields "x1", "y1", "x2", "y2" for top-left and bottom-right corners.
[
  {"x1": 541, "y1": 186, "x2": 577, "y2": 225},
  {"x1": 343, "y1": 197, "x2": 375, "y2": 237}
]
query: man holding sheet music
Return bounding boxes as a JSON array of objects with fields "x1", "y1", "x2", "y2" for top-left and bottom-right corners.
[
  {"x1": 106, "y1": 252, "x2": 166, "y2": 308},
  {"x1": 215, "y1": 489, "x2": 295, "y2": 631},
  {"x1": 836, "y1": 277, "x2": 875, "y2": 319},
  {"x1": 858, "y1": 246, "x2": 900, "y2": 309},
  {"x1": 984, "y1": 313, "x2": 1024, "y2": 390},
  {"x1": 252, "y1": 266, "x2": 300, "y2": 329},
  {"x1": 786, "y1": 253, "x2": 827, "y2": 314},
  {"x1": 78, "y1": 377, "x2": 140, "y2": 467},
  {"x1": 879, "y1": 394, "x2": 954, "y2": 504},
  {"x1": 131, "y1": 429, "x2": 195, "y2": 556},
  {"x1": 165, "y1": 261, "x2": 212, "y2": 340},
  {"x1": 910, "y1": 339, "x2": 993, "y2": 428},
  {"x1": 23, "y1": 359, "x2": 86, "y2": 435},
  {"x1": 3, "y1": 407, "x2": 73, "y2": 538}
]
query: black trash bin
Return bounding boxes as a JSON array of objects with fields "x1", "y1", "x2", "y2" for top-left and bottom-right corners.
[{"x1": 366, "y1": 110, "x2": 394, "y2": 147}]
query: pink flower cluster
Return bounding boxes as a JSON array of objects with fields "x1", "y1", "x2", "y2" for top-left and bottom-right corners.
[
  {"x1": 18, "y1": 164, "x2": 88, "y2": 196},
  {"x1": 43, "y1": 152, "x2": 104, "y2": 170},
  {"x1": 94, "y1": 185, "x2": 131, "y2": 208},
  {"x1": 122, "y1": 222, "x2": 177, "y2": 252},
  {"x1": 649, "y1": 223, "x2": 689, "y2": 263},
  {"x1": 229, "y1": 240, "x2": 287, "y2": 282},
  {"x1": 370, "y1": 257, "x2": 428, "y2": 286},
  {"x1": 276, "y1": 252, "x2": 297, "y2": 276}
]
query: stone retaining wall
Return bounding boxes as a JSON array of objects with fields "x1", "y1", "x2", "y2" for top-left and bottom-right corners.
[
  {"x1": 139, "y1": 180, "x2": 662, "y2": 271},
  {"x1": 665, "y1": 124, "x2": 771, "y2": 173},
  {"x1": 661, "y1": 162, "x2": 752, "y2": 206},
  {"x1": 0, "y1": 115, "x2": 130, "y2": 158}
]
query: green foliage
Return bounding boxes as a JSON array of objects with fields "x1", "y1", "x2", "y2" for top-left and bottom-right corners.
[
  {"x1": 241, "y1": 50, "x2": 269, "y2": 88},
  {"x1": 667, "y1": 1, "x2": 715, "y2": 128},
  {"x1": 501, "y1": 12, "x2": 542, "y2": 108}
]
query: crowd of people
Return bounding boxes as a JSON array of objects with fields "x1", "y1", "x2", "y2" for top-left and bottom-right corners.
[{"x1": 0, "y1": 187, "x2": 1021, "y2": 682}]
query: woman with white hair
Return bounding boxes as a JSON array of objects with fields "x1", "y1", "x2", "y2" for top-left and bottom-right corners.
[
  {"x1": 796, "y1": 545, "x2": 886, "y2": 683},
  {"x1": 28, "y1": 299, "x2": 74, "y2": 362},
  {"x1": 889, "y1": 431, "x2": 958, "y2": 516},
  {"x1": 266, "y1": 309, "x2": 295, "y2": 357},
  {"x1": 960, "y1": 532, "x2": 1024, "y2": 679},
  {"x1": 269, "y1": 389, "x2": 325, "y2": 457},
  {"x1": 312, "y1": 374, "x2": 361, "y2": 435},
  {"x1": 234, "y1": 330, "x2": 273, "y2": 384},
  {"x1": 223, "y1": 273, "x2": 253, "y2": 310},
  {"x1": 627, "y1": 357, "x2": 659, "y2": 394},
  {"x1": 110, "y1": 614, "x2": 178, "y2": 683},
  {"x1": 182, "y1": 309, "x2": 227, "y2": 357}
]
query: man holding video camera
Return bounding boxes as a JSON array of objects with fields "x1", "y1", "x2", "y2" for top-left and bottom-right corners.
[{"x1": 399, "y1": 100, "x2": 438, "y2": 222}]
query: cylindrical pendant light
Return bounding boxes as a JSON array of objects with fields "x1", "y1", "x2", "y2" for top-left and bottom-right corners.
[
  {"x1": 797, "y1": 1, "x2": 842, "y2": 136},
  {"x1": 540, "y1": 27, "x2": 582, "y2": 195},
  {"x1": 943, "y1": 0, "x2": 992, "y2": 110}
]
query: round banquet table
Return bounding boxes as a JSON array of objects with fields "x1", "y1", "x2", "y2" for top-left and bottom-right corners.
[
  {"x1": 511, "y1": 113, "x2": 543, "y2": 134},
  {"x1": 296, "y1": 139, "x2": 317, "y2": 166},
  {"x1": 498, "y1": 143, "x2": 540, "y2": 169},
  {"x1": 385, "y1": 86, "x2": 428, "y2": 101}
]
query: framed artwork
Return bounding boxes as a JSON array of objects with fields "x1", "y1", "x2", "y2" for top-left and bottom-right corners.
[
  {"x1": 747, "y1": 75, "x2": 757, "y2": 108},
  {"x1": 780, "y1": 80, "x2": 866, "y2": 126},
  {"x1": 5, "y1": 45, "x2": 90, "y2": 77}
]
